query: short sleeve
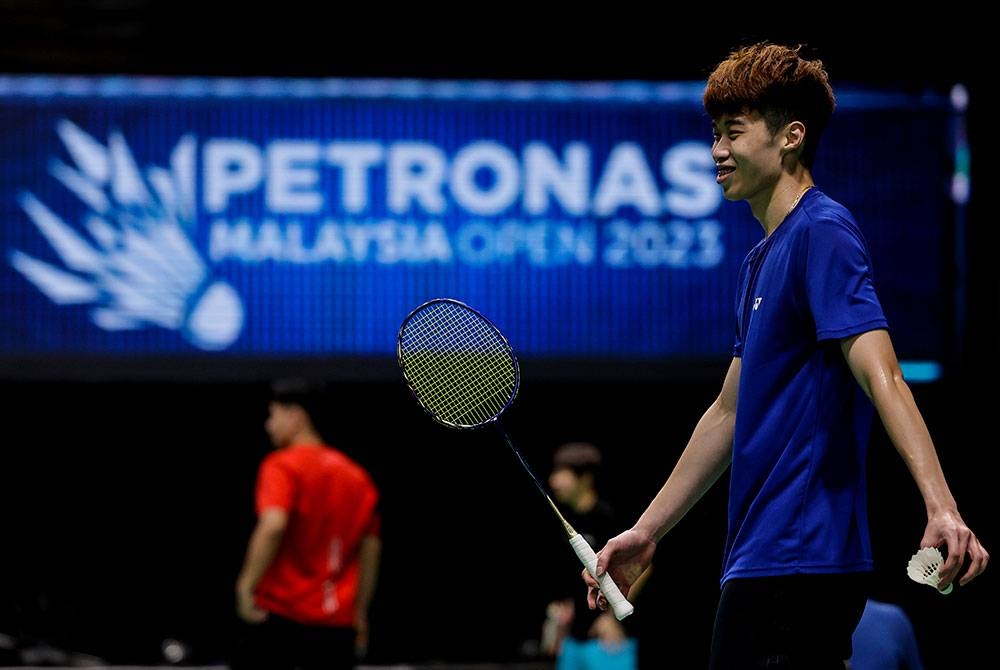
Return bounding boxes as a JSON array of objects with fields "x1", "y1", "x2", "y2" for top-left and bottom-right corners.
[
  {"x1": 255, "y1": 455, "x2": 296, "y2": 513},
  {"x1": 803, "y1": 218, "x2": 887, "y2": 341}
]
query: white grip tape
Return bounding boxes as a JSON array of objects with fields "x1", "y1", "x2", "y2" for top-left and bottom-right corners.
[{"x1": 569, "y1": 533, "x2": 634, "y2": 620}]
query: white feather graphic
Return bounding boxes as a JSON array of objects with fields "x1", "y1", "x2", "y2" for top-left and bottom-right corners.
[{"x1": 8, "y1": 118, "x2": 244, "y2": 350}]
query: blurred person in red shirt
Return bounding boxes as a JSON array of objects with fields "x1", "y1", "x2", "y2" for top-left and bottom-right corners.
[{"x1": 231, "y1": 378, "x2": 381, "y2": 670}]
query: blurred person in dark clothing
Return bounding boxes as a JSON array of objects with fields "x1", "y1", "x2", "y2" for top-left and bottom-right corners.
[{"x1": 541, "y1": 442, "x2": 649, "y2": 670}]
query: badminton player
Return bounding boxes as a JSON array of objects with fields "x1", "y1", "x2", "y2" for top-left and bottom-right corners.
[
  {"x1": 584, "y1": 42, "x2": 989, "y2": 669},
  {"x1": 231, "y1": 378, "x2": 382, "y2": 670}
]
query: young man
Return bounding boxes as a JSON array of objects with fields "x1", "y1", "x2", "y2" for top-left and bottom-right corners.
[
  {"x1": 583, "y1": 42, "x2": 989, "y2": 669},
  {"x1": 231, "y1": 378, "x2": 381, "y2": 670}
]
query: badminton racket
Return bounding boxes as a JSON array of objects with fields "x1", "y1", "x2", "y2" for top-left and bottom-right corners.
[{"x1": 396, "y1": 297, "x2": 634, "y2": 621}]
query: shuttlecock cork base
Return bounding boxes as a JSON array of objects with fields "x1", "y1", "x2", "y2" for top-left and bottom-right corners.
[{"x1": 907, "y1": 547, "x2": 952, "y2": 595}]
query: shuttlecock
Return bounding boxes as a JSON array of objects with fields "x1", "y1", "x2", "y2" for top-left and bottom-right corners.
[{"x1": 907, "y1": 547, "x2": 952, "y2": 594}]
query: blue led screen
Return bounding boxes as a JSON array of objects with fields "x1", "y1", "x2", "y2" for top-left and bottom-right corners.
[{"x1": 0, "y1": 77, "x2": 963, "y2": 378}]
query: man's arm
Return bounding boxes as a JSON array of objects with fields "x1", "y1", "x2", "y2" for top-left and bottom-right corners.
[
  {"x1": 353, "y1": 533, "x2": 381, "y2": 656},
  {"x1": 235, "y1": 507, "x2": 288, "y2": 622},
  {"x1": 842, "y1": 329, "x2": 989, "y2": 587},
  {"x1": 588, "y1": 358, "x2": 740, "y2": 609},
  {"x1": 633, "y1": 356, "x2": 740, "y2": 544}
]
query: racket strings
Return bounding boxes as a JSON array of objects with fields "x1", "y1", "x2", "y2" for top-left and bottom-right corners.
[{"x1": 399, "y1": 301, "x2": 517, "y2": 427}]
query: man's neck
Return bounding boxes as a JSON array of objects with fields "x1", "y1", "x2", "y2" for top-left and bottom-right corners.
[{"x1": 759, "y1": 173, "x2": 814, "y2": 236}]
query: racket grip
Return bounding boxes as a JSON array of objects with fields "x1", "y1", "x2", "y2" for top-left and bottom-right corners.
[{"x1": 569, "y1": 533, "x2": 634, "y2": 621}]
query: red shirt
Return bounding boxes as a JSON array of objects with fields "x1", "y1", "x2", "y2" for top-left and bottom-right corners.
[{"x1": 254, "y1": 443, "x2": 380, "y2": 627}]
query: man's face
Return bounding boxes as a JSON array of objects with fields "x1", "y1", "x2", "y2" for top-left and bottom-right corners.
[
  {"x1": 711, "y1": 110, "x2": 785, "y2": 206},
  {"x1": 264, "y1": 401, "x2": 300, "y2": 448},
  {"x1": 549, "y1": 466, "x2": 589, "y2": 506}
]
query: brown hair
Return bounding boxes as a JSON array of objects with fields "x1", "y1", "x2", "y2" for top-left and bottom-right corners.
[{"x1": 703, "y1": 42, "x2": 836, "y2": 168}]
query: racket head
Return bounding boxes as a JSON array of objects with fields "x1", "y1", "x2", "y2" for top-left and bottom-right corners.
[{"x1": 397, "y1": 297, "x2": 519, "y2": 429}]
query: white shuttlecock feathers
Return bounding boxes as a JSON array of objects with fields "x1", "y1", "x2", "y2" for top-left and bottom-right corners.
[
  {"x1": 9, "y1": 118, "x2": 244, "y2": 351},
  {"x1": 907, "y1": 547, "x2": 952, "y2": 594}
]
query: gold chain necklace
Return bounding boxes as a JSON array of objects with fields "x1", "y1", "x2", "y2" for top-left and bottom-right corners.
[{"x1": 787, "y1": 184, "x2": 813, "y2": 217}]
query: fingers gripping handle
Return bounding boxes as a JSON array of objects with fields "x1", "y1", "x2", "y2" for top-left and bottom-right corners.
[{"x1": 569, "y1": 533, "x2": 634, "y2": 620}]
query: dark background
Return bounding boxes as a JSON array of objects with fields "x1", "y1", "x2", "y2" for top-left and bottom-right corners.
[{"x1": 0, "y1": 4, "x2": 994, "y2": 668}]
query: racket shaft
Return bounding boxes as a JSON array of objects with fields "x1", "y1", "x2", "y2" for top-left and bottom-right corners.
[{"x1": 569, "y1": 533, "x2": 634, "y2": 620}]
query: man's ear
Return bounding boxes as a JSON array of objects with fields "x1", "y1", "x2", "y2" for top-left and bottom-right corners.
[{"x1": 783, "y1": 120, "x2": 806, "y2": 154}]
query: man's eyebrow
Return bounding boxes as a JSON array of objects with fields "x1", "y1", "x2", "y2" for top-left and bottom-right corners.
[{"x1": 713, "y1": 117, "x2": 746, "y2": 132}]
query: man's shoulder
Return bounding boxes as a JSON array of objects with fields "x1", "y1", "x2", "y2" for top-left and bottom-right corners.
[
  {"x1": 791, "y1": 192, "x2": 865, "y2": 243},
  {"x1": 801, "y1": 190, "x2": 857, "y2": 227},
  {"x1": 865, "y1": 599, "x2": 911, "y2": 623}
]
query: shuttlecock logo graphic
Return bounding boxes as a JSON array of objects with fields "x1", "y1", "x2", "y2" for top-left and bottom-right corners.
[{"x1": 8, "y1": 118, "x2": 244, "y2": 350}]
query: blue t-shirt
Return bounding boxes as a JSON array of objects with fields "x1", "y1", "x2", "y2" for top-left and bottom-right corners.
[{"x1": 721, "y1": 188, "x2": 887, "y2": 584}]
